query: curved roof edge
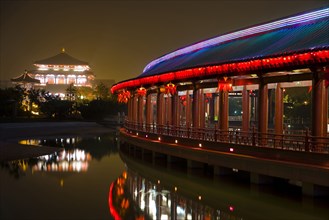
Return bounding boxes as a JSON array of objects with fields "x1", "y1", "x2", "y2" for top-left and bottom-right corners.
[
  {"x1": 142, "y1": 7, "x2": 329, "y2": 74},
  {"x1": 111, "y1": 48, "x2": 329, "y2": 93}
]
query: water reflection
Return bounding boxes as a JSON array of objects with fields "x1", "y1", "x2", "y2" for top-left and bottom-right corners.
[
  {"x1": 33, "y1": 149, "x2": 92, "y2": 172},
  {"x1": 109, "y1": 152, "x2": 329, "y2": 220},
  {"x1": 1, "y1": 135, "x2": 118, "y2": 179},
  {"x1": 0, "y1": 134, "x2": 124, "y2": 220},
  {"x1": 110, "y1": 167, "x2": 241, "y2": 220}
]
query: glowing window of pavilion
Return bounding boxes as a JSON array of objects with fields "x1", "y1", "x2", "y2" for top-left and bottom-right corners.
[
  {"x1": 67, "y1": 75, "x2": 76, "y2": 84},
  {"x1": 56, "y1": 75, "x2": 65, "y2": 84},
  {"x1": 74, "y1": 65, "x2": 86, "y2": 72},
  {"x1": 46, "y1": 74, "x2": 55, "y2": 84},
  {"x1": 63, "y1": 66, "x2": 70, "y2": 71},
  {"x1": 35, "y1": 74, "x2": 45, "y2": 84},
  {"x1": 53, "y1": 65, "x2": 60, "y2": 71},
  {"x1": 38, "y1": 65, "x2": 48, "y2": 71},
  {"x1": 77, "y1": 75, "x2": 87, "y2": 85}
]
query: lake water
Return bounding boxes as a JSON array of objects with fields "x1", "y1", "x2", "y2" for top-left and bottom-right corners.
[{"x1": 0, "y1": 134, "x2": 328, "y2": 220}]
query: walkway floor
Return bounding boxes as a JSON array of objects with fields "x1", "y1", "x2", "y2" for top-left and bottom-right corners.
[{"x1": 0, "y1": 122, "x2": 116, "y2": 162}]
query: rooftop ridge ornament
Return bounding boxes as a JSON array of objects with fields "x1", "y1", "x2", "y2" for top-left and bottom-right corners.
[{"x1": 143, "y1": 8, "x2": 329, "y2": 73}]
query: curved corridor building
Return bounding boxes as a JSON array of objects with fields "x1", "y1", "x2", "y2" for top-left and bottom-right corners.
[{"x1": 112, "y1": 8, "x2": 329, "y2": 195}]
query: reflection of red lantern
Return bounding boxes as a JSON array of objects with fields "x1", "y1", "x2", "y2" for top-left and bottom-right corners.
[
  {"x1": 217, "y1": 77, "x2": 232, "y2": 92},
  {"x1": 137, "y1": 87, "x2": 147, "y2": 97},
  {"x1": 205, "y1": 93, "x2": 212, "y2": 103},
  {"x1": 164, "y1": 82, "x2": 176, "y2": 95},
  {"x1": 118, "y1": 90, "x2": 131, "y2": 103},
  {"x1": 180, "y1": 95, "x2": 187, "y2": 106}
]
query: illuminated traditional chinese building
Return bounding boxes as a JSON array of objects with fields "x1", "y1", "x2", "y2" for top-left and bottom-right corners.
[{"x1": 28, "y1": 48, "x2": 95, "y2": 98}]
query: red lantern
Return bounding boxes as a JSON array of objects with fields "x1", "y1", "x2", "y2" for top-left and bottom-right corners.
[
  {"x1": 137, "y1": 86, "x2": 147, "y2": 97},
  {"x1": 164, "y1": 82, "x2": 176, "y2": 95},
  {"x1": 118, "y1": 90, "x2": 131, "y2": 103},
  {"x1": 217, "y1": 77, "x2": 232, "y2": 92}
]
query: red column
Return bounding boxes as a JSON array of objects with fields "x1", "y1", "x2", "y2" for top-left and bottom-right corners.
[
  {"x1": 185, "y1": 91, "x2": 191, "y2": 128},
  {"x1": 199, "y1": 89, "x2": 205, "y2": 128},
  {"x1": 172, "y1": 93, "x2": 180, "y2": 127},
  {"x1": 258, "y1": 82, "x2": 268, "y2": 145},
  {"x1": 274, "y1": 83, "x2": 283, "y2": 135},
  {"x1": 133, "y1": 95, "x2": 138, "y2": 124},
  {"x1": 166, "y1": 95, "x2": 172, "y2": 125},
  {"x1": 242, "y1": 86, "x2": 250, "y2": 132},
  {"x1": 312, "y1": 72, "x2": 328, "y2": 138},
  {"x1": 192, "y1": 87, "x2": 199, "y2": 128},
  {"x1": 219, "y1": 90, "x2": 229, "y2": 131},
  {"x1": 127, "y1": 97, "x2": 132, "y2": 122},
  {"x1": 138, "y1": 96, "x2": 144, "y2": 125},
  {"x1": 157, "y1": 92, "x2": 164, "y2": 125},
  {"x1": 146, "y1": 93, "x2": 153, "y2": 126}
]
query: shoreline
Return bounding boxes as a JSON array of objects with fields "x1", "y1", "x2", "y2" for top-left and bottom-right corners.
[{"x1": 0, "y1": 122, "x2": 117, "y2": 162}]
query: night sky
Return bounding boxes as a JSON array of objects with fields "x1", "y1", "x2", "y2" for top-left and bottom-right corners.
[{"x1": 1, "y1": 0, "x2": 328, "y2": 84}]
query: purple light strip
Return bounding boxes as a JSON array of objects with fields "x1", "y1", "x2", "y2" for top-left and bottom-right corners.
[{"x1": 143, "y1": 8, "x2": 329, "y2": 73}]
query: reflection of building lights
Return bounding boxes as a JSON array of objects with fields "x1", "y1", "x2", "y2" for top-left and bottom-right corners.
[
  {"x1": 161, "y1": 214, "x2": 169, "y2": 220},
  {"x1": 33, "y1": 149, "x2": 91, "y2": 172}
]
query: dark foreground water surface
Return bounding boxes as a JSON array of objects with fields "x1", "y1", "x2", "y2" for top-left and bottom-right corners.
[{"x1": 0, "y1": 134, "x2": 328, "y2": 220}]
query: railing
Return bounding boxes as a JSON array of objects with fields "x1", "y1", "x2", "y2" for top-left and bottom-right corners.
[{"x1": 124, "y1": 121, "x2": 329, "y2": 154}]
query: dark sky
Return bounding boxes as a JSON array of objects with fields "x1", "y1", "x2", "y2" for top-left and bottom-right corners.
[{"x1": 1, "y1": 0, "x2": 328, "y2": 84}]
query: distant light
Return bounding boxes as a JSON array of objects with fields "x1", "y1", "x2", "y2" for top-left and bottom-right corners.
[
  {"x1": 198, "y1": 196, "x2": 202, "y2": 200},
  {"x1": 174, "y1": 187, "x2": 177, "y2": 192},
  {"x1": 158, "y1": 137, "x2": 161, "y2": 141},
  {"x1": 136, "y1": 132, "x2": 139, "y2": 136},
  {"x1": 233, "y1": 168, "x2": 239, "y2": 172},
  {"x1": 145, "y1": 135, "x2": 148, "y2": 138},
  {"x1": 229, "y1": 148, "x2": 234, "y2": 152},
  {"x1": 198, "y1": 143, "x2": 202, "y2": 147},
  {"x1": 175, "y1": 140, "x2": 178, "y2": 144},
  {"x1": 157, "y1": 180, "x2": 160, "y2": 184},
  {"x1": 229, "y1": 206, "x2": 234, "y2": 212}
]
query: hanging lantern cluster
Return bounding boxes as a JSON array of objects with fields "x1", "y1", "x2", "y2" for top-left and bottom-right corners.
[
  {"x1": 136, "y1": 86, "x2": 147, "y2": 97},
  {"x1": 164, "y1": 82, "x2": 176, "y2": 95},
  {"x1": 117, "y1": 90, "x2": 131, "y2": 103},
  {"x1": 217, "y1": 77, "x2": 233, "y2": 92}
]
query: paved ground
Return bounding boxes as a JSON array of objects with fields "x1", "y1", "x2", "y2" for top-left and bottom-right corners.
[{"x1": 0, "y1": 122, "x2": 116, "y2": 161}]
